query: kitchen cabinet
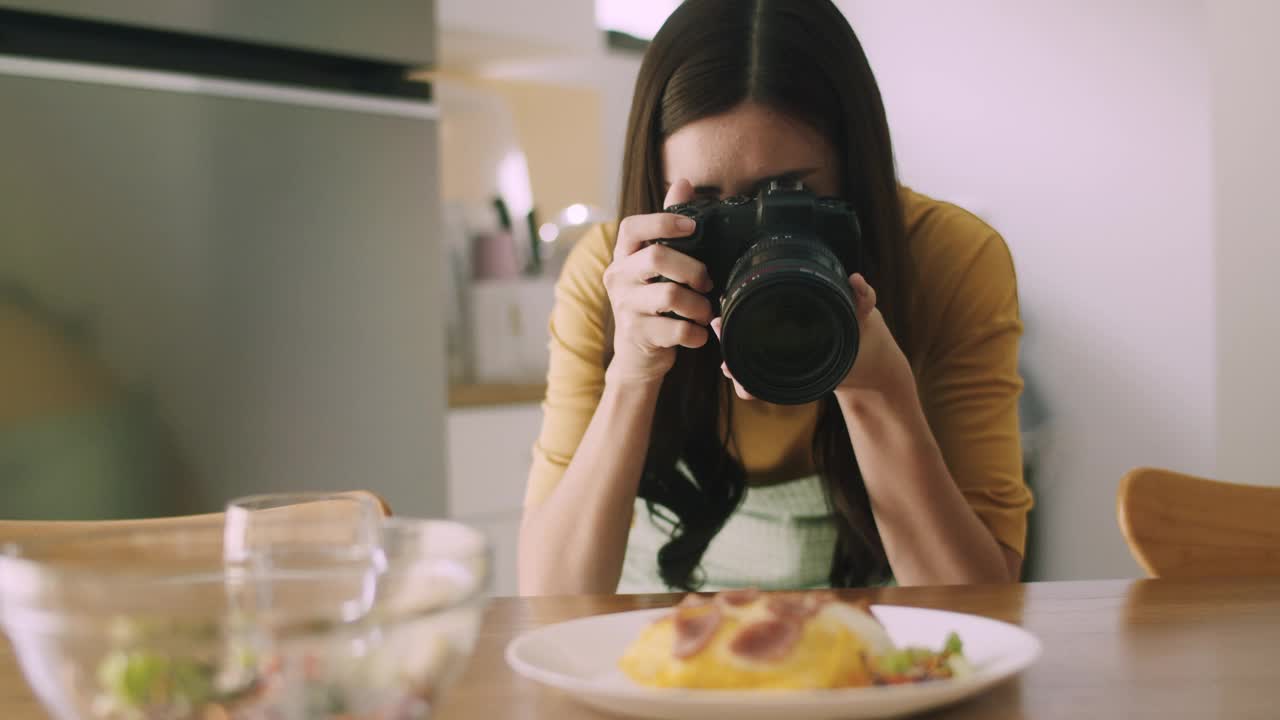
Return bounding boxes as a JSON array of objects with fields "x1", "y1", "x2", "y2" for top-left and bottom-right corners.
[{"x1": 447, "y1": 402, "x2": 543, "y2": 596}]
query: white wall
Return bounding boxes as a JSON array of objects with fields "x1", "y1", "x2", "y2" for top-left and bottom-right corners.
[
  {"x1": 1210, "y1": 1, "x2": 1280, "y2": 487},
  {"x1": 839, "y1": 1, "x2": 1216, "y2": 579}
]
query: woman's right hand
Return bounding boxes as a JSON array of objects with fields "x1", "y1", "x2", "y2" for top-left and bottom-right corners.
[{"x1": 603, "y1": 178, "x2": 714, "y2": 384}]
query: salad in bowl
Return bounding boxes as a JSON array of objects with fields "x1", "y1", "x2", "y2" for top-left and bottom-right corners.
[{"x1": 0, "y1": 516, "x2": 488, "y2": 720}]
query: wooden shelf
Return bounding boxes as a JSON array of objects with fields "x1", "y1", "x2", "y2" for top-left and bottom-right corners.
[{"x1": 448, "y1": 382, "x2": 546, "y2": 408}]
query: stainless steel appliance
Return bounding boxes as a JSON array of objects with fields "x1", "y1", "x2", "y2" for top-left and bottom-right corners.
[{"x1": 0, "y1": 2, "x2": 447, "y2": 518}]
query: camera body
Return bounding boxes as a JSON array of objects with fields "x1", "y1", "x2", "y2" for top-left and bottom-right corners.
[
  {"x1": 654, "y1": 182, "x2": 865, "y2": 405},
  {"x1": 657, "y1": 182, "x2": 864, "y2": 313}
]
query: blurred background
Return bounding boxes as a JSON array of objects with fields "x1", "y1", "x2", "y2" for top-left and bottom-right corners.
[{"x1": 1, "y1": 0, "x2": 1276, "y2": 595}]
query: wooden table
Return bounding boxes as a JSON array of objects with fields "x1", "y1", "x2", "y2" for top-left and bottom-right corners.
[{"x1": 5, "y1": 578, "x2": 1280, "y2": 718}]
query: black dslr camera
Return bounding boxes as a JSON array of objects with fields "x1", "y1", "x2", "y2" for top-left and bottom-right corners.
[{"x1": 657, "y1": 181, "x2": 864, "y2": 405}]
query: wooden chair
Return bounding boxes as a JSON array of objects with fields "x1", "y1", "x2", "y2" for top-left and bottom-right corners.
[
  {"x1": 0, "y1": 490, "x2": 392, "y2": 550},
  {"x1": 1117, "y1": 467, "x2": 1280, "y2": 578}
]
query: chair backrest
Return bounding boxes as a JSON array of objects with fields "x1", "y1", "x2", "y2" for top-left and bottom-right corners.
[
  {"x1": 0, "y1": 490, "x2": 392, "y2": 550},
  {"x1": 1117, "y1": 467, "x2": 1280, "y2": 578}
]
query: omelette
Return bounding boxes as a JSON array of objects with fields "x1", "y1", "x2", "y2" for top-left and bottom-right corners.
[{"x1": 619, "y1": 589, "x2": 898, "y2": 690}]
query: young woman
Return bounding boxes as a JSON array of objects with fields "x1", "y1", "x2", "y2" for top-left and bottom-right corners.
[{"x1": 518, "y1": 0, "x2": 1031, "y2": 595}]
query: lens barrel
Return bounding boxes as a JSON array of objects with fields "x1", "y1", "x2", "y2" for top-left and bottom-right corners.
[{"x1": 719, "y1": 234, "x2": 859, "y2": 405}]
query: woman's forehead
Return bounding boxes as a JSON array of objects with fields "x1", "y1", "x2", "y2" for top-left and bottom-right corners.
[{"x1": 661, "y1": 102, "x2": 836, "y2": 192}]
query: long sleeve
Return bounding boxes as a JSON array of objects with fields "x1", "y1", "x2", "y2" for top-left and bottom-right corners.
[
  {"x1": 905, "y1": 192, "x2": 1034, "y2": 555},
  {"x1": 524, "y1": 223, "x2": 618, "y2": 507}
]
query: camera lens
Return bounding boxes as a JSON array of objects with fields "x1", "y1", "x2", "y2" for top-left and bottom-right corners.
[
  {"x1": 745, "y1": 287, "x2": 837, "y2": 377},
  {"x1": 719, "y1": 235, "x2": 858, "y2": 405}
]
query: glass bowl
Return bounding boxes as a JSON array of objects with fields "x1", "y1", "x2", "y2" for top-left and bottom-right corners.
[{"x1": 0, "y1": 517, "x2": 489, "y2": 720}]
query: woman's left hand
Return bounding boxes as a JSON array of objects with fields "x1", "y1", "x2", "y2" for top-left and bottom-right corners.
[{"x1": 710, "y1": 273, "x2": 913, "y2": 402}]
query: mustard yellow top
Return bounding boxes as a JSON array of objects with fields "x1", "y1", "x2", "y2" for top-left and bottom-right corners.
[{"x1": 526, "y1": 187, "x2": 1033, "y2": 557}]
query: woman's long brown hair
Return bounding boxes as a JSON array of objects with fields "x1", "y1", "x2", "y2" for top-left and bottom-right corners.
[{"x1": 613, "y1": 0, "x2": 911, "y2": 589}]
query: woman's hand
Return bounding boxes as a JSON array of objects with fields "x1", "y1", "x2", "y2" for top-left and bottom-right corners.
[
  {"x1": 604, "y1": 179, "x2": 715, "y2": 384},
  {"x1": 711, "y1": 273, "x2": 912, "y2": 401},
  {"x1": 833, "y1": 273, "x2": 914, "y2": 399}
]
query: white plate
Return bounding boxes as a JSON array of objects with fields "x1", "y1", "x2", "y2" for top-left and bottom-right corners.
[{"x1": 506, "y1": 604, "x2": 1041, "y2": 720}]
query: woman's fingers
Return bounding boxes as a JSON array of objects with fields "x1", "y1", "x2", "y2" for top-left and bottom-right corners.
[
  {"x1": 630, "y1": 243, "x2": 713, "y2": 291},
  {"x1": 722, "y1": 366, "x2": 755, "y2": 400},
  {"x1": 603, "y1": 239, "x2": 712, "y2": 298},
  {"x1": 630, "y1": 315, "x2": 710, "y2": 350},
  {"x1": 849, "y1": 273, "x2": 877, "y2": 322},
  {"x1": 612, "y1": 178, "x2": 698, "y2": 260},
  {"x1": 709, "y1": 318, "x2": 755, "y2": 400},
  {"x1": 630, "y1": 282, "x2": 714, "y2": 325},
  {"x1": 602, "y1": 179, "x2": 704, "y2": 381},
  {"x1": 614, "y1": 212, "x2": 697, "y2": 260},
  {"x1": 664, "y1": 178, "x2": 695, "y2": 209}
]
